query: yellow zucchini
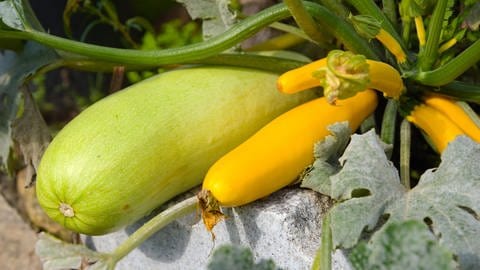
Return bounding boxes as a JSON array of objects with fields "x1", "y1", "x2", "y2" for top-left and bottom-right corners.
[
  {"x1": 202, "y1": 89, "x2": 378, "y2": 207},
  {"x1": 423, "y1": 95, "x2": 480, "y2": 142},
  {"x1": 36, "y1": 66, "x2": 316, "y2": 235},
  {"x1": 407, "y1": 95, "x2": 480, "y2": 153},
  {"x1": 277, "y1": 56, "x2": 404, "y2": 99},
  {"x1": 407, "y1": 104, "x2": 465, "y2": 153}
]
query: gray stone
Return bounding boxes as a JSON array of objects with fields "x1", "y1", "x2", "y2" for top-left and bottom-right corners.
[
  {"x1": 85, "y1": 187, "x2": 352, "y2": 270},
  {"x1": 0, "y1": 194, "x2": 42, "y2": 270}
]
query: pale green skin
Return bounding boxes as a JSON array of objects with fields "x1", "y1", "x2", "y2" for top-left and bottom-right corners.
[{"x1": 36, "y1": 66, "x2": 316, "y2": 235}]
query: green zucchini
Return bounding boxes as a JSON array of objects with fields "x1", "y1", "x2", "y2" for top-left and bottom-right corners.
[{"x1": 36, "y1": 66, "x2": 316, "y2": 235}]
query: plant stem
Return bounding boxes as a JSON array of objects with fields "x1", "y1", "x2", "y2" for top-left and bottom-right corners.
[
  {"x1": 414, "y1": 39, "x2": 480, "y2": 86},
  {"x1": 320, "y1": 212, "x2": 332, "y2": 270},
  {"x1": 303, "y1": 4, "x2": 378, "y2": 59},
  {"x1": 318, "y1": 0, "x2": 349, "y2": 18},
  {"x1": 417, "y1": 0, "x2": 447, "y2": 71},
  {"x1": 401, "y1": 18, "x2": 412, "y2": 46},
  {"x1": 109, "y1": 196, "x2": 198, "y2": 266},
  {"x1": 380, "y1": 99, "x2": 398, "y2": 157},
  {"x1": 49, "y1": 52, "x2": 310, "y2": 74},
  {"x1": 361, "y1": 114, "x2": 377, "y2": 133},
  {"x1": 311, "y1": 212, "x2": 332, "y2": 270},
  {"x1": 284, "y1": 0, "x2": 331, "y2": 48},
  {"x1": 270, "y1": 22, "x2": 314, "y2": 42},
  {"x1": 400, "y1": 119, "x2": 411, "y2": 189},
  {"x1": 432, "y1": 81, "x2": 480, "y2": 103},
  {"x1": 0, "y1": 2, "x2": 378, "y2": 65},
  {"x1": 382, "y1": 0, "x2": 398, "y2": 27}
]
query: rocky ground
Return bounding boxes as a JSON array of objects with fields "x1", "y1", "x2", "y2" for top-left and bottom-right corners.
[
  {"x1": 0, "y1": 170, "x2": 76, "y2": 270},
  {"x1": 0, "y1": 193, "x2": 42, "y2": 270}
]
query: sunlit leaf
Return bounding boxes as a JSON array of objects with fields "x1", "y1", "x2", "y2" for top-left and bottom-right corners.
[
  {"x1": 300, "y1": 121, "x2": 352, "y2": 195},
  {"x1": 328, "y1": 130, "x2": 404, "y2": 248},
  {"x1": 386, "y1": 136, "x2": 480, "y2": 269},
  {"x1": 176, "y1": 0, "x2": 238, "y2": 40},
  {"x1": 324, "y1": 133, "x2": 480, "y2": 269}
]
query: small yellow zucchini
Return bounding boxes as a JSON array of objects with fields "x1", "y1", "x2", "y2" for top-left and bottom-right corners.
[
  {"x1": 423, "y1": 95, "x2": 480, "y2": 142},
  {"x1": 36, "y1": 66, "x2": 316, "y2": 235},
  {"x1": 407, "y1": 104, "x2": 466, "y2": 153},
  {"x1": 202, "y1": 89, "x2": 378, "y2": 207},
  {"x1": 277, "y1": 56, "x2": 404, "y2": 99},
  {"x1": 407, "y1": 95, "x2": 480, "y2": 153}
]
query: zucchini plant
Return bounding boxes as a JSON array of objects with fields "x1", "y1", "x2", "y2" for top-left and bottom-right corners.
[{"x1": 1, "y1": 0, "x2": 479, "y2": 269}]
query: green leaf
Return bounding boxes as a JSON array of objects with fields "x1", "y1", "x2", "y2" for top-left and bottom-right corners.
[
  {"x1": 348, "y1": 241, "x2": 371, "y2": 270},
  {"x1": 300, "y1": 121, "x2": 352, "y2": 196},
  {"x1": 35, "y1": 233, "x2": 110, "y2": 270},
  {"x1": 349, "y1": 220, "x2": 457, "y2": 270},
  {"x1": 328, "y1": 129, "x2": 403, "y2": 249},
  {"x1": 324, "y1": 131, "x2": 480, "y2": 269},
  {"x1": 0, "y1": 42, "x2": 57, "y2": 172},
  {"x1": 176, "y1": 0, "x2": 238, "y2": 40},
  {"x1": 207, "y1": 245, "x2": 279, "y2": 270}
]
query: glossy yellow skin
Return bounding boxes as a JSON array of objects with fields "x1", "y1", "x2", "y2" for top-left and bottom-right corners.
[
  {"x1": 407, "y1": 104, "x2": 465, "y2": 153},
  {"x1": 424, "y1": 95, "x2": 480, "y2": 142},
  {"x1": 203, "y1": 89, "x2": 378, "y2": 207},
  {"x1": 277, "y1": 58, "x2": 403, "y2": 98}
]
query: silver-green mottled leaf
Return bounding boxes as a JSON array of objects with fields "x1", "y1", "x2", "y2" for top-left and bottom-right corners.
[
  {"x1": 328, "y1": 132, "x2": 480, "y2": 269},
  {"x1": 329, "y1": 129, "x2": 404, "y2": 249},
  {"x1": 35, "y1": 233, "x2": 110, "y2": 270},
  {"x1": 300, "y1": 121, "x2": 352, "y2": 195},
  {"x1": 385, "y1": 136, "x2": 480, "y2": 269},
  {"x1": 349, "y1": 220, "x2": 457, "y2": 270},
  {"x1": 176, "y1": 0, "x2": 238, "y2": 40},
  {"x1": 207, "y1": 244, "x2": 279, "y2": 270}
]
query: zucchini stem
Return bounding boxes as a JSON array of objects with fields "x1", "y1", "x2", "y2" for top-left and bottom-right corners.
[
  {"x1": 417, "y1": 0, "x2": 448, "y2": 71},
  {"x1": 59, "y1": 203, "x2": 75, "y2": 217},
  {"x1": 109, "y1": 196, "x2": 198, "y2": 267}
]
